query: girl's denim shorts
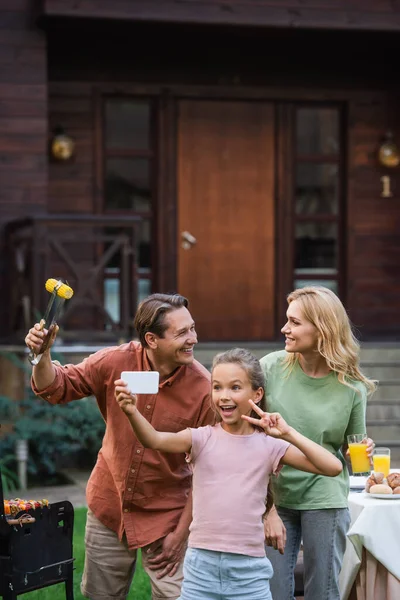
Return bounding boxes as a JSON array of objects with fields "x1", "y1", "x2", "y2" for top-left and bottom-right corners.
[{"x1": 178, "y1": 547, "x2": 273, "y2": 600}]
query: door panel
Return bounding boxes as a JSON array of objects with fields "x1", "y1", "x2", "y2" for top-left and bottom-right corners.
[{"x1": 177, "y1": 100, "x2": 275, "y2": 341}]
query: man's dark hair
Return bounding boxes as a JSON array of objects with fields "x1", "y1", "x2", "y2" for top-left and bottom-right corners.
[{"x1": 134, "y1": 293, "x2": 189, "y2": 347}]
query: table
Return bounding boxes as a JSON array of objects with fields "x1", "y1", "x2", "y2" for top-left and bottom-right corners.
[{"x1": 339, "y1": 488, "x2": 400, "y2": 600}]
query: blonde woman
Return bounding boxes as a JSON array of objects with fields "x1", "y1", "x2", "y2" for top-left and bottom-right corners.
[{"x1": 261, "y1": 286, "x2": 376, "y2": 600}]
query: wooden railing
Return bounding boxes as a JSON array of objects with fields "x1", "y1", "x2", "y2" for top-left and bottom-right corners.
[{"x1": 4, "y1": 214, "x2": 144, "y2": 343}]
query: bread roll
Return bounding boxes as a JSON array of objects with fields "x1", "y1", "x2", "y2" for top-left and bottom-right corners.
[
  {"x1": 373, "y1": 472, "x2": 385, "y2": 484},
  {"x1": 387, "y1": 472, "x2": 400, "y2": 489},
  {"x1": 392, "y1": 486, "x2": 400, "y2": 495},
  {"x1": 369, "y1": 484, "x2": 393, "y2": 495},
  {"x1": 365, "y1": 472, "x2": 384, "y2": 491}
]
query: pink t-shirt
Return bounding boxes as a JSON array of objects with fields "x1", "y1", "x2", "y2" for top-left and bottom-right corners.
[{"x1": 187, "y1": 423, "x2": 290, "y2": 557}]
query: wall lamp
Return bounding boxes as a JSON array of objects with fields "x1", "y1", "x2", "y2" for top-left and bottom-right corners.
[
  {"x1": 378, "y1": 131, "x2": 399, "y2": 168},
  {"x1": 50, "y1": 126, "x2": 75, "y2": 161}
]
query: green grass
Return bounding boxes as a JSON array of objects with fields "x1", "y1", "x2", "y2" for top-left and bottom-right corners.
[{"x1": 22, "y1": 507, "x2": 151, "y2": 599}]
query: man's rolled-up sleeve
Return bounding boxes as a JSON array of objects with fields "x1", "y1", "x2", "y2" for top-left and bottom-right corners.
[{"x1": 32, "y1": 358, "x2": 97, "y2": 405}]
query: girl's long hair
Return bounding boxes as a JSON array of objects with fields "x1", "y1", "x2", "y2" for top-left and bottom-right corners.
[{"x1": 284, "y1": 286, "x2": 377, "y2": 395}]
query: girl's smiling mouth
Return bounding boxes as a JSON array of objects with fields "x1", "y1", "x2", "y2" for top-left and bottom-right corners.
[{"x1": 219, "y1": 405, "x2": 237, "y2": 416}]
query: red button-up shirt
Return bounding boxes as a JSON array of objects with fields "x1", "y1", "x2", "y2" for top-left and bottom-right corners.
[{"x1": 32, "y1": 342, "x2": 213, "y2": 549}]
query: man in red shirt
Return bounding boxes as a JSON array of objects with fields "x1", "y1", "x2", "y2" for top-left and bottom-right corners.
[{"x1": 25, "y1": 293, "x2": 214, "y2": 600}]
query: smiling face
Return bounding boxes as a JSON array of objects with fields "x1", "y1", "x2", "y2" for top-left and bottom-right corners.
[
  {"x1": 281, "y1": 299, "x2": 319, "y2": 355},
  {"x1": 212, "y1": 363, "x2": 263, "y2": 433},
  {"x1": 147, "y1": 306, "x2": 198, "y2": 371}
]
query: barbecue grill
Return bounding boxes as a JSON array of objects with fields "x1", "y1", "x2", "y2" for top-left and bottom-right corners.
[{"x1": 0, "y1": 468, "x2": 74, "y2": 599}]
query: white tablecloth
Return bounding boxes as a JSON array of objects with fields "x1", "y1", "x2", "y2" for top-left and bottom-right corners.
[{"x1": 339, "y1": 489, "x2": 400, "y2": 599}]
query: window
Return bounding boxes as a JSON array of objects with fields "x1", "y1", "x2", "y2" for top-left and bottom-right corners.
[
  {"x1": 293, "y1": 106, "x2": 343, "y2": 295},
  {"x1": 103, "y1": 98, "x2": 156, "y2": 323}
]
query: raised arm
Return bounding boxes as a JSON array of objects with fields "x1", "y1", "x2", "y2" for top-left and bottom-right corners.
[
  {"x1": 280, "y1": 431, "x2": 342, "y2": 476},
  {"x1": 114, "y1": 379, "x2": 192, "y2": 453},
  {"x1": 243, "y1": 400, "x2": 342, "y2": 477}
]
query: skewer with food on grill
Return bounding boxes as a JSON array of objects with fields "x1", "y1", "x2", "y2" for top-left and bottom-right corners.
[{"x1": 3, "y1": 498, "x2": 49, "y2": 525}]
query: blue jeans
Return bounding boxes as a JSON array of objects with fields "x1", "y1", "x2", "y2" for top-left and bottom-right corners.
[
  {"x1": 265, "y1": 507, "x2": 351, "y2": 600},
  {"x1": 178, "y1": 548, "x2": 273, "y2": 600}
]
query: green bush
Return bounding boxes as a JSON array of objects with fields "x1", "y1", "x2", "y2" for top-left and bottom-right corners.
[
  {"x1": 0, "y1": 453, "x2": 19, "y2": 495},
  {"x1": 1, "y1": 392, "x2": 105, "y2": 478},
  {"x1": 0, "y1": 352, "x2": 105, "y2": 480}
]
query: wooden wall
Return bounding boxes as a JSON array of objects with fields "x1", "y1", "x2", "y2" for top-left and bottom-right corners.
[
  {"x1": 0, "y1": 2, "x2": 47, "y2": 226},
  {"x1": 347, "y1": 93, "x2": 400, "y2": 337},
  {"x1": 42, "y1": 0, "x2": 400, "y2": 31},
  {"x1": 48, "y1": 82, "x2": 94, "y2": 213},
  {"x1": 0, "y1": 0, "x2": 48, "y2": 327}
]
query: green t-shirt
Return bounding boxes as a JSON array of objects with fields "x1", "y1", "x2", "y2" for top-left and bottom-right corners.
[{"x1": 260, "y1": 350, "x2": 367, "y2": 510}]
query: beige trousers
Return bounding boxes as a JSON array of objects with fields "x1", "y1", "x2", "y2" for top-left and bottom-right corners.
[{"x1": 81, "y1": 509, "x2": 184, "y2": 600}]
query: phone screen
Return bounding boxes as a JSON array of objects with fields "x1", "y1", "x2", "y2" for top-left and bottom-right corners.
[{"x1": 120, "y1": 371, "x2": 159, "y2": 394}]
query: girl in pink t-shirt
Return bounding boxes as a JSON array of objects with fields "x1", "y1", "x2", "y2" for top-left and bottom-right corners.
[{"x1": 115, "y1": 348, "x2": 342, "y2": 600}]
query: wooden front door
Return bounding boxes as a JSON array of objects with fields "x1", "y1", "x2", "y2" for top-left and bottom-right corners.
[{"x1": 177, "y1": 100, "x2": 275, "y2": 341}]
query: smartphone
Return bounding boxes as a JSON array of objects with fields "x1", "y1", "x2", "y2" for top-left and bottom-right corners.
[{"x1": 120, "y1": 371, "x2": 159, "y2": 394}]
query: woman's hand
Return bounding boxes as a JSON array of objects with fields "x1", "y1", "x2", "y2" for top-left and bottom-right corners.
[
  {"x1": 345, "y1": 437, "x2": 375, "y2": 465},
  {"x1": 242, "y1": 400, "x2": 292, "y2": 439},
  {"x1": 114, "y1": 379, "x2": 138, "y2": 416},
  {"x1": 264, "y1": 509, "x2": 286, "y2": 554},
  {"x1": 365, "y1": 437, "x2": 375, "y2": 459}
]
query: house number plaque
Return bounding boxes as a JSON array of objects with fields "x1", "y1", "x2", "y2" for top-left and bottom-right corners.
[{"x1": 380, "y1": 175, "x2": 393, "y2": 198}]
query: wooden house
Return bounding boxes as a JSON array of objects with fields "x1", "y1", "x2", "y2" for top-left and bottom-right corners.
[{"x1": 1, "y1": 1, "x2": 400, "y2": 344}]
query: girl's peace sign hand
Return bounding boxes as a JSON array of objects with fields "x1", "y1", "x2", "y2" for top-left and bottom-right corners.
[{"x1": 242, "y1": 400, "x2": 292, "y2": 439}]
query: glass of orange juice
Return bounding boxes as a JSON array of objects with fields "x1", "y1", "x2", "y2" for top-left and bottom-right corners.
[
  {"x1": 373, "y1": 447, "x2": 390, "y2": 477},
  {"x1": 347, "y1": 434, "x2": 371, "y2": 475}
]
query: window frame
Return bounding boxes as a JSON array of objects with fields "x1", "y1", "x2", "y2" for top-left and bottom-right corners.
[
  {"x1": 291, "y1": 102, "x2": 346, "y2": 297},
  {"x1": 94, "y1": 94, "x2": 159, "y2": 315}
]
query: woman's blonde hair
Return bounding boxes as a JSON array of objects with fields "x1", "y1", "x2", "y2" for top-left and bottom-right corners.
[{"x1": 284, "y1": 286, "x2": 377, "y2": 395}]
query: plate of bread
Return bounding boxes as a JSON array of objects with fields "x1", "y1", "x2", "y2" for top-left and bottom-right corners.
[{"x1": 364, "y1": 472, "x2": 400, "y2": 498}]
